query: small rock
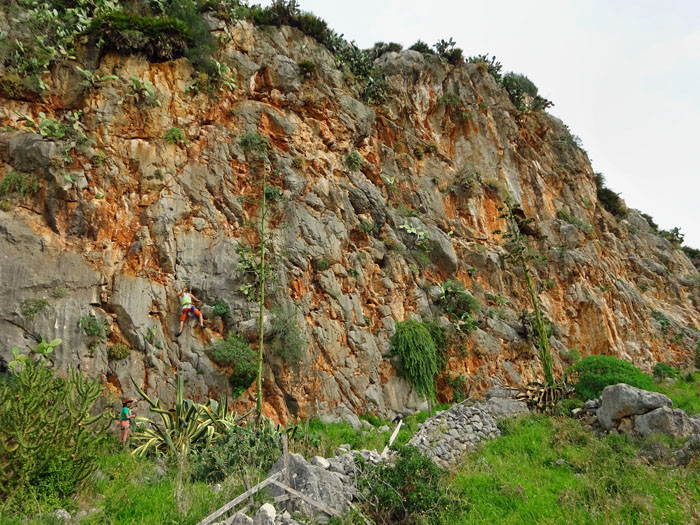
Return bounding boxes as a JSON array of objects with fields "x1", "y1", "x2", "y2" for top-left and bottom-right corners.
[
  {"x1": 676, "y1": 435, "x2": 700, "y2": 466},
  {"x1": 554, "y1": 459, "x2": 567, "y2": 467},
  {"x1": 310, "y1": 456, "x2": 330, "y2": 469},
  {"x1": 153, "y1": 465, "x2": 167, "y2": 479},
  {"x1": 571, "y1": 408, "x2": 582, "y2": 417},
  {"x1": 378, "y1": 425, "x2": 390, "y2": 432},
  {"x1": 53, "y1": 509, "x2": 71, "y2": 521},
  {"x1": 253, "y1": 503, "x2": 276, "y2": 525},
  {"x1": 230, "y1": 513, "x2": 254, "y2": 525},
  {"x1": 637, "y1": 441, "x2": 670, "y2": 463},
  {"x1": 211, "y1": 483, "x2": 222, "y2": 493}
]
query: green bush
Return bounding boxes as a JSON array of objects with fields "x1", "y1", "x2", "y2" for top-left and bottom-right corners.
[
  {"x1": 0, "y1": 170, "x2": 39, "y2": 198},
  {"x1": 502, "y1": 72, "x2": 553, "y2": 111},
  {"x1": 345, "y1": 151, "x2": 363, "y2": 171},
  {"x1": 107, "y1": 342, "x2": 130, "y2": 360},
  {"x1": 652, "y1": 362, "x2": 678, "y2": 381},
  {"x1": 212, "y1": 301, "x2": 230, "y2": 318},
  {"x1": 391, "y1": 320, "x2": 439, "y2": 402},
  {"x1": 446, "y1": 374, "x2": 468, "y2": 403},
  {"x1": 0, "y1": 340, "x2": 110, "y2": 508},
  {"x1": 92, "y1": 11, "x2": 192, "y2": 62},
  {"x1": 437, "y1": 280, "x2": 480, "y2": 332},
  {"x1": 190, "y1": 423, "x2": 282, "y2": 483},
  {"x1": 298, "y1": 60, "x2": 316, "y2": 79},
  {"x1": 422, "y1": 320, "x2": 448, "y2": 368},
  {"x1": 434, "y1": 38, "x2": 463, "y2": 65},
  {"x1": 566, "y1": 355, "x2": 655, "y2": 400},
  {"x1": 356, "y1": 444, "x2": 449, "y2": 525},
  {"x1": 467, "y1": 54, "x2": 503, "y2": 82},
  {"x1": 20, "y1": 298, "x2": 49, "y2": 320},
  {"x1": 409, "y1": 40, "x2": 435, "y2": 54},
  {"x1": 268, "y1": 306, "x2": 306, "y2": 364},
  {"x1": 164, "y1": 127, "x2": 187, "y2": 144},
  {"x1": 211, "y1": 334, "x2": 257, "y2": 396},
  {"x1": 595, "y1": 173, "x2": 627, "y2": 218},
  {"x1": 79, "y1": 315, "x2": 111, "y2": 351}
]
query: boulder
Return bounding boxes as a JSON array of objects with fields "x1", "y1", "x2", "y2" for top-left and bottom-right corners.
[
  {"x1": 676, "y1": 435, "x2": 700, "y2": 466},
  {"x1": 596, "y1": 384, "x2": 672, "y2": 430},
  {"x1": 267, "y1": 453, "x2": 349, "y2": 519},
  {"x1": 634, "y1": 406, "x2": 699, "y2": 438}
]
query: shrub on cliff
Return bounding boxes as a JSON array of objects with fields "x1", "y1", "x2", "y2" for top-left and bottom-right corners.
[
  {"x1": 211, "y1": 333, "x2": 256, "y2": 397},
  {"x1": 595, "y1": 173, "x2": 627, "y2": 218},
  {"x1": 566, "y1": 355, "x2": 655, "y2": 400},
  {"x1": 0, "y1": 339, "x2": 111, "y2": 508},
  {"x1": 391, "y1": 320, "x2": 439, "y2": 403}
]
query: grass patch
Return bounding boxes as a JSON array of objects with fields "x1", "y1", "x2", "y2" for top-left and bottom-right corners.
[
  {"x1": 654, "y1": 372, "x2": 700, "y2": 416},
  {"x1": 442, "y1": 415, "x2": 700, "y2": 524}
]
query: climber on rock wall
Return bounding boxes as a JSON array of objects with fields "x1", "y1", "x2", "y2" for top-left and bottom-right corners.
[{"x1": 175, "y1": 288, "x2": 205, "y2": 337}]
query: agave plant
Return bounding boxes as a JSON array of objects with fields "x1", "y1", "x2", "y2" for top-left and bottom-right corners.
[{"x1": 130, "y1": 373, "x2": 244, "y2": 457}]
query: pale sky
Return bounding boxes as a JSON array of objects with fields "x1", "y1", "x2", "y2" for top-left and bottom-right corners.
[{"x1": 258, "y1": 0, "x2": 700, "y2": 249}]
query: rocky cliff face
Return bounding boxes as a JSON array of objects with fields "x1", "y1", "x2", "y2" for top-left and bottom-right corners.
[{"x1": 1, "y1": 18, "x2": 698, "y2": 425}]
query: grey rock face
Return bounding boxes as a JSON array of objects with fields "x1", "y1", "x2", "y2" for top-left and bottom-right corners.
[
  {"x1": 597, "y1": 384, "x2": 672, "y2": 430},
  {"x1": 634, "y1": 406, "x2": 700, "y2": 438},
  {"x1": 475, "y1": 397, "x2": 529, "y2": 419}
]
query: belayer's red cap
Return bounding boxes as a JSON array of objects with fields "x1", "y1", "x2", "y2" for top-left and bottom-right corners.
[{"x1": 123, "y1": 398, "x2": 134, "y2": 404}]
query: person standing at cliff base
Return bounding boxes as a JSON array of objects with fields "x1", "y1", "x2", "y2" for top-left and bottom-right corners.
[
  {"x1": 120, "y1": 398, "x2": 135, "y2": 445},
  {"x1": 176, "y1": 288, "x2": 205, "y2": 337}
]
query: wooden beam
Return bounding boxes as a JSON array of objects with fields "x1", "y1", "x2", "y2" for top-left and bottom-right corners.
[
  {"x1": 198, "y1": 471, "x2": 283, "y2": 525},
  {"x1": 269, "y1": 479, "x2": 342, "y2": 518},
  {"x1": 381, "y1": 420, "x2": 402, "y2": 458}
]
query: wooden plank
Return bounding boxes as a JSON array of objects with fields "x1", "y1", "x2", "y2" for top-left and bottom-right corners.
[
  {"x1": 283, "y1": 434, "x2": 290, "y2": 486},
  {"x1": 381, "y1": 420, "x2": 402, "y2": 458},
  {"x1": 198, "y1": 471, "x2": 283, "y2": 525},
  {"x1": 270, "y1": 479, "x2": 341, "y2": 518}
]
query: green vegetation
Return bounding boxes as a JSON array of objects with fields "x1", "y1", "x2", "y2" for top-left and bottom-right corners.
[
  {"x1": 1, "y1": 339, "x2": 110, "y2": 510},
  {"x1": 502, "y1": 72, "x2": 553, "y2": 111},
  {"x1": 655, "y1": 371, "x2": 700, "y2": 416},
  {"x1": 441, "y1": 415, "x2": 700, "y2": 524},
  {"x1": 164, "y1": 127, "x2": 187, "y2": 145},
  {"x1": 653, "y1": 362, "x2": 678, "y2": 382},
  {"x1": 79, "y1": 315, "x2": 111, "y2": 352},
  {"x1": 345, "y1": 150, "x2": 363, "y2": 171},
  {"x1": 566, "y1": 355, "x2": 655, "y2": 400},
  {"x1": 190, "y1": 420, "x2": 282, "y2": 483},
  {"x1": 107, "y1": 342, "x2": 130, "y2": 360},
  {"x1": 595, "y1": 173, "x2": 627, "y2": 218},
  {"x1": 298, "y1": 59, "x2": 316, "y2": 79},
  {"x1": 210, "y1": 333, "x2": 257, "y2": 397},
  {"x1": 467, "y1": 54, "x2": 503, "y2": 82},
  {"x1": 437, "y1": 280, "x2": 479, "y2": 332},
  {"x1": 0, "y1": 170, "x2": 39, "y2": 198},
  {"x1": 124, "y1": 76, "x2": 162, "y2": 107},
  {"x1": 409, "y1": 40, "x2": 435, "y2": 55},
  {"x1": 434, "y1": 38, "x2": 463, "y2": 65},
  {"x1": 212, "y1": 301, "x2": 230, "y2": 318},
  {"x1": 496, "y1": 199, "x2": 555, "y2": 388},
  {"x1": 557, "y1": 209, "x2": 593, "y2": 234},
  {"x1": 316, "y1": 257, "x2": 331, "y2": 271},
  {"x1": 356, "y1": 444, "x2": 450, "y2": 525},
  {"x1": 268, "y1": 305, "x2": 306, "y2": 364},
  {"x1": 391, "y1": 320, "x2": 440, "y2": 410},
  {"x1": 130, "y1": 373, "x2": 242, "y2": 457},
  {"x1": 239, "y1": 132, "x2": 274, "y2": 421},
  {"x1": 19, "y1": 298, "x2": 49, "y2": 320}
]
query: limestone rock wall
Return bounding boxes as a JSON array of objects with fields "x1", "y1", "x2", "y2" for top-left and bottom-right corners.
[{"x1": 1, "y1": 20, "x2": 698, "y2": 424}]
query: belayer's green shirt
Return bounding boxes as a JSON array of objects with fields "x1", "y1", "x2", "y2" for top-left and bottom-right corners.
[{"x1": 121, "y1": 406, "x2": 131, "y2": 421}]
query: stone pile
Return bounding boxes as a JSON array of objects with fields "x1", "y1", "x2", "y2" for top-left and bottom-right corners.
[
  {"x1": 408, "y1": 403, "x2": 500, "y2": 468},
  {"x1": 574, "y1": 383, "x2": 700, "y2": 439},
  {"x1": 214, "y1": 446, "x2": 383, "y2": 524}
]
